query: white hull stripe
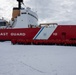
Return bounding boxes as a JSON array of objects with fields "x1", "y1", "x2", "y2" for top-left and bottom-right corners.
[
  {"x1": 33, "y1": 27, "x2": 44, "y2": 39},
  {"x1": 33, "y1": 26, "x2": 57, "y2": 40}
]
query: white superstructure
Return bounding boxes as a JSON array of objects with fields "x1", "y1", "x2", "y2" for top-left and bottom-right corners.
[
  {"x1": 14, "y1": 7, "x2": 38, "y2": 28},
  {"x1": 10, "y1": 6, "x2": 38, "y2": 28}
]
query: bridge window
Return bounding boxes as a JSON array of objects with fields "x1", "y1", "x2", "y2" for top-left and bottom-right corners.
[{"x1": 0, "y1": 22, "x2": 6, "y2": 26}]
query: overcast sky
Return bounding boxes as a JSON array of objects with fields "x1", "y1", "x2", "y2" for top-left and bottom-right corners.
[{"x1": 0, "y1": 0, "x2": 76, "y2": 24}]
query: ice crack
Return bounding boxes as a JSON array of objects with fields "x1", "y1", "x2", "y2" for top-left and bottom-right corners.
[{"x1": 20, "y1": 61, "x2": 46, "y2": 73}]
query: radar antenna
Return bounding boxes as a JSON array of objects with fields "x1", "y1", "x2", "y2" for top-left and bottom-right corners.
[{"x1": 17, "y1": 0, "x2": 23, "y2": 9}]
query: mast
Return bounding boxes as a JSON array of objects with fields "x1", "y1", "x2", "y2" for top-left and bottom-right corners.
[{"x1": 17, "y1": 0, "x2": 23, "y2": 9}]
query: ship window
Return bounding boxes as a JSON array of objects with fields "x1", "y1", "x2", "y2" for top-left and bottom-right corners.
[
  {"x1": 21, "y1": 12, "x2": 27, "y2": 14},
  {"x1": 0, "y1": 22, "x2": 6, "y2": 26}
]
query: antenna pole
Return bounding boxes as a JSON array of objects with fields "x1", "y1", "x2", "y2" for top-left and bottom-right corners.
[
  {"x1": 17, "y1": 0, "x2": 23, "y2": 9},
  {"x1": 19, "y1": 1, "x2": 21, "y2": 9}
]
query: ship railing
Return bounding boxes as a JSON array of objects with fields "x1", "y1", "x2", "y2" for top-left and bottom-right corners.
[{"x1": 39, "y1": 23, "x2": 58, "y2": 28}]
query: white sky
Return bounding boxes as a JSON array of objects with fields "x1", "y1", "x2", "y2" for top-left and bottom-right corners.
[{"x1": 0, "y1": 0, "x2": 76, "y2": 24}]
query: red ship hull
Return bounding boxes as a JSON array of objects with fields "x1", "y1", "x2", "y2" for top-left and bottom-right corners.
[
  {"x1": 0, "y1": 25, "x2": 76, "y2": 45},
  {"x1": 49, "y1": 25, "x2": 76, "y2": 40},
  {"x1": 0, "y1": 28, "x2": 40, "y2": 41}
]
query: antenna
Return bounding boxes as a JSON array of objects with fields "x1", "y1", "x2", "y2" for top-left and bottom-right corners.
[
  {"x1": 17, "y1": 0, "x2": 23, "y2": 9},
  {"x1": 22, "y1": 2, "x2": 26, "y2": 8}
]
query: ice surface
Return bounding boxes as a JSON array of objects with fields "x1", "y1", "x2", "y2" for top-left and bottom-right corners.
[{"x1": 0, "y1": 42, "x2": 76, "y2": 75}]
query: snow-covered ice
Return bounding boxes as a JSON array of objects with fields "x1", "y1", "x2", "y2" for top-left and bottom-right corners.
[{"x1": 0, "y1": 42, "x2": 76, "y2": 75}]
